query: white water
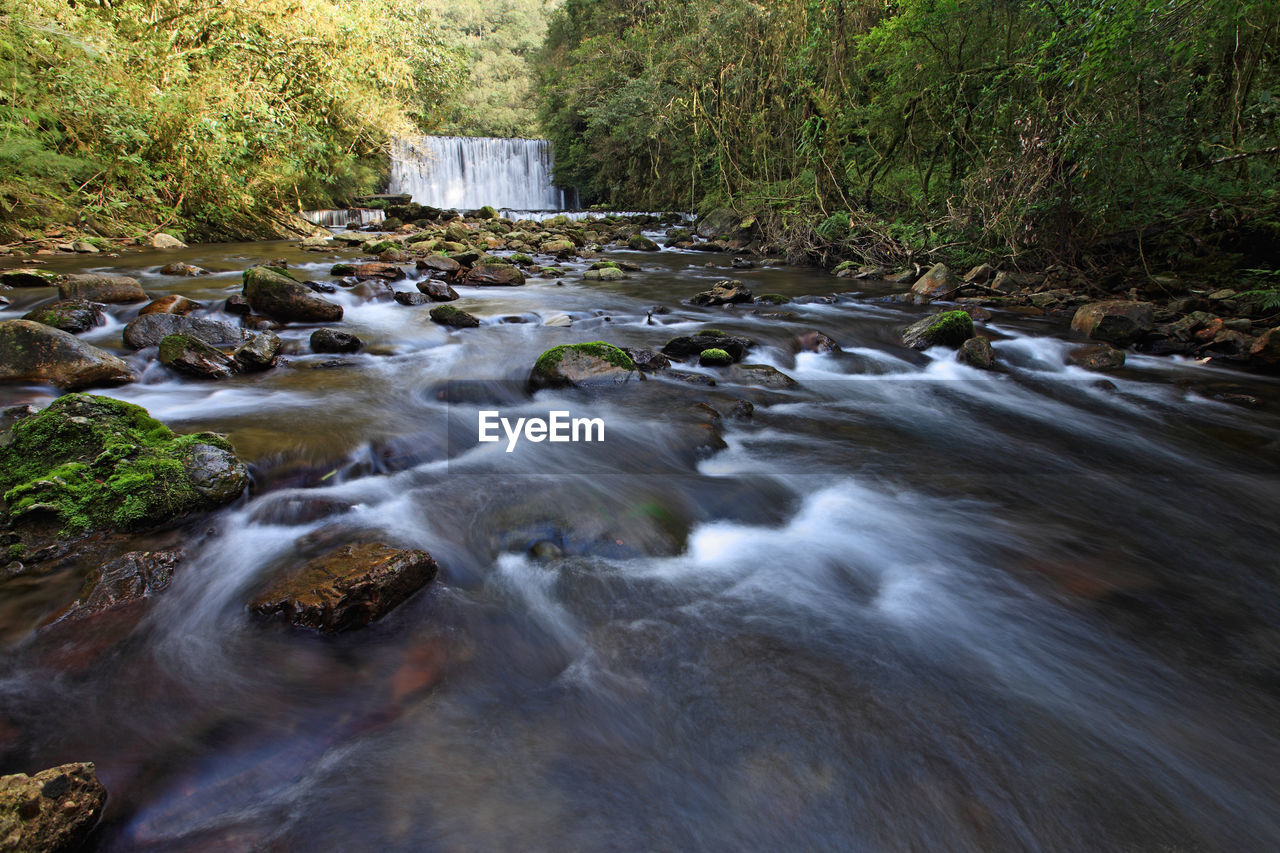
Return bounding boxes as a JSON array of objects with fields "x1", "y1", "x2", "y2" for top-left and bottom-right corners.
[{"x1": 389, "y1": 136, "x2": 576, "y2": 211}]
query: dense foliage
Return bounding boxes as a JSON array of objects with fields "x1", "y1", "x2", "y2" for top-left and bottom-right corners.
[
  {"x1": 423, "y1": 0, "x2": 561, "y2": 138},
  {"x1": 0, "y1": 0, "x2": 461, "y2": 240},
  {"x1": 540, "y1": 0, "x2": 1280, "y2": 265}
]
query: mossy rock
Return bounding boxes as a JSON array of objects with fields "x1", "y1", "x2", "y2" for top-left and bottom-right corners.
[
  {"x1": 901, "y1": 310, "x2": 974, "y2": 350},
  {"x1": 362, "y1": 239, "x2": 399, "y2": 255},
  {"x1": 698, "y1": 348, "x2": 733, "y2": 366},
  {"x1": 754, "y1": 294, "x2": 791, "y2": 305},
  {"x1": 22, "y1": 300, "x2": 105, "y2": 334},
  {"x1": 0, "y1": 394, "x2": 247, "y2": 534},
  {"x1": 242, "y1": 265, "x2": 342, "y2": 323},
  {"x1": 476, "y1": 205, "x2": 498, "y2": 220},
  {"x1": 429, "y1": 305, "x2": 480, "y2": 328},
  {"x1": 530, "y1": 342, "x2": 637, "y2": 389},
  {"x1": 508, "y1": 253, "x2": 534, "y2": 266}
]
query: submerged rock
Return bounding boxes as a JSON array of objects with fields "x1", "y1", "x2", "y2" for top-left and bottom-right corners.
[
  {"x1": 123, "y1": 313, "x2": 247, "y2": 350},
  {"x1": 248, "y1": 542, "x2": 438, "y2": 632},
  {"x1": 662, "y1": 332, "x2": 752, "y2": 362},
  {"x1": 242, "y1": 265, "x2": 343, "y2": 323},
  {"x1": 429, "y1": 305, "x2": 481, "y2": 328},
  {"x1": 729, "y1": 363, "x2": 799, "y2": 388},
  {"x1": 1071, "y1": 300, "x2": 1154, "y2": 345},
  {"x1": 901, "y1": 310, "x2": 974, "y2": 350},
  {"x1": 158, "y1": 261, "x2": 207, "y2": 276},
  {"x1": 690, "y1": 279, "x2": 753, "y2": 306},
  {"x1": 793, "y1": 330, "x2": 840, "y2": 354},
  {"x1": 57, "y1": 549, "x2": 182, "y2": 623},
  {"x1": 0, "y1": 319, "x2": 135, "y2": 390},
  {"x1": 59, "y1": 274, "x2": 146, "y2": 304},
  {"x1": 1068, "y1": 344, "x2": 1126, "y2": 372},
  {"x1": 310, "y1": 328, "x2": 364, "y2": 353},
  {"x1": 529, "y1": 341, "x2": 637, "y2": 389},
  {"x1": 0, "y1": 762, "x2": 106, "y2": 852},
  {"x1": 22, "y1": 300, "x2": 105, "y2": 334},
  {"x1": 959, "y1": 336, "x2": 997, "y2": 369},
  {"x1": 0, "y1": 394, "x2": 247, "y2": 533}
]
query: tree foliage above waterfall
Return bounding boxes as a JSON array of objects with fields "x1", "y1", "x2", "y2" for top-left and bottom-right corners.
[
  {"x1": 422, "y1": 0, "x2": 561, "y2": 138},
  {"x1": 540, "y1": 0, "x2": 1280, "y2": 264},
  {"x1": 0, "y1": 0, "x2": 462, "y2": 240}
]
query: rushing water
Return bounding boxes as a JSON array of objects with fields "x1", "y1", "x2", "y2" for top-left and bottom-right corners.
[
  {"x1": 1, "y1": 239, "x2": 1280, "y2": 851},
  {"x1": 388, "y1": 137, "x2": 577, "y2": 211}
]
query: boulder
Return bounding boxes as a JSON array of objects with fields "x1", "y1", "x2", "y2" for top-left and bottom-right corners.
[
  {"x1": 584, "y1": 267, "x2": 625, "y2": 281},
  {"x1": 248, "y1": 542, "x2": 438, "y2": 632},
  {"x1": 0, "y1": 762, "x2": 106, "y2": 851},
  {"x1": 310, "y1": 328, "x2": 364, "y2": 353},
  {"x1": 661, "y1": 332, "x2": 752, "y2": 362},
  {"x1": 959, "y1": 336, "x2": 997, "y2": 369},
  {"x1": 22, "y1": 300, "x2": 104, "y2": 334},
  {"x1": 623, "y1": 348, "x2": 670, "y2": 372},
  {"x1": 540, "y1": 239, "x2": 576, "y2": 256},
  {"x1": 0, "y1": 267, "x2": 62, "y2": 287},
  {"x1": 123, "y1": 313, "x2": 247, "y2": 350},
  {"x1": 59, "y1": 273, "x2": 146, "y2": 304},
  {"x1": 1249, "y1": 327, "x2": 1280, "y2": 367},
  {"x1": 158, "y1": 262, "x2": 207, "y2": 276},
  {"x1": 233, "y1": 331, "x2": 281, "y2": 371},
  {"x1": 910, "y1": 262, "x2": 958, "y2": 303},
  {"x1": 138, "y1": 294, "x2": 201, "y2": 316},
  {"x1": 242, "y1": 265, "x2": 343, "y2": 323},
  {"x1": 628, "y1": 234, "x2": 660, "y2": 251},
  {"x1": 462, "y1": 262, "x2": 525, "y2": 286},
  {"x1": 417, "y1": 281, "x2": 459, "y2": 302},
  {"x1": 417, "y1": 255, "x2": 461, "y2": 275},
  {"x1": 0, "y1": 320, "x2": 135, "y2": 390},
  {"x1": 1070, "y1": 301, "x2": 1154, "y2": 345},
  {"x1": 690, "y1": 279, "x2": 753, "y2": 306},
  {"x1": 429, "y1": 305, "x2": 480, "y2": 328},
  {"x1": 353, "y1": 262, "x2": 405, "y2": 281},
  {"x1": 695, "y1": 208, "x2": 744, "y2": 239},
  {"x1": 444, "y1": 222, "x2": 470, "y2": 244},
  {"x1": 794, "y1": 330, "x2": 840, "y2": 354},
  {"x1": 901, "y1": 310, "x2": 975, "y2": 350},
  {"x1": 158, "y1": 334, "x2": 238, "y2": 379},
  {"x1": 729, "y1": 363, "x2": 799, "y2": 388},
  {"x1": 529, "y1": 342, "x2": 638, "y2": 389},
  {"x1": 1068, "y1": 344, "x2": 1126, "y2": 372},
  {"x1": 151, "y1": 232, "x2": 187, "y2": 248},
  {"x1": 394, "y1": 291, "x2": 430, "y2": 306},
  {"x1": 225, "y1": 294, "x2": 252, "y2": 315},
  {"x1": 0, "y1": 394, "x2": 247, "y2": 533},
  {"x1": 964, "y1": 263, "x2": 996, "y2": 284},
  {"x1": 57, "y1": 550, "x2": 182, "y2": 623},
  {"x1": 754, "y1": 293, "x2": 790, "y2": 305}
]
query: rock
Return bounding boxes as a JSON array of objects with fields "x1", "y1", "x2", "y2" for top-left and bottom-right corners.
[
  {"x1": 910, "y1": 262, "x2": 958, "y2": 303},
  {"x1": 754, "y1": 293, "x2": 790, "y2": 305},
  {"x1": 58, "y1": 550, "x2": 182, "y2": 622},
  {"x1": 731, "y1": 257, "x2": 756, "y2": 269},
  {"x1": 964, "y1": 263, "x2": 996, "y2": 284},
  {"x1": 462, "y1": 262, "x2": 525, "y2": 286},
  {"x1": 140, "y1": 295, "x2": 200, "y2": 317},
  {"x1": 248, "y1": 542, "x2": 437, "y2": 632},
  {"x1": 901, "y1": 310, "x2": 975, "y2": 350},
  {"x1": 22, "y1": 300, "x2": 104, "y2": 334},
  {"x1": 429, "y1": 305, "x2": 481, "y2": 328},
  {"x1": 627, "y1": 234, "x2": 660, "y2": 251},
  {"x1": 662, "y1": 332, "x2": 752, "y2": 362},
  {"x1": 233, "y1": 331, "x2": 281, "y2": 371},
  {"x1": 729, "y1": 363, "x2": 799, "y2": 388},
  {"x1": 242, "y1": 265, "x2": 343, "y2": 323},
  {"x1": 444, "y1": 222, "x2": 470, "y2": 244},
  {"x1": 0, "y1": 762, "x2": 106, "y2": 851},
  {"x1": 59, "y1": 273, "x2": 146, "y2": 304},
  {"x1": 158, "y1": 262, "x2": 207, "y2": 276},
  {"x1": 417, "y1": 281, "x2": 459, "y2": 301},
  {"x1": 310, "y1": 328, "x2": 363, "y2": 353},
  {"x1": 794, "y1": 330, "x2": 840, "y2": 354},
  {"x1": 476, "y1": 205, "x2": 498, "y2": 219},
  {"x1": 379, "y1": 248, "x2": 408, "y2": 263},
  {"x1": 300, "y1": 235, "x2": 332, "y2": 248},
  {"x1": 690, "y1": 279, "x2": 753, "y2": 306},
  {"x1": 350, "y1": 262, "x2": 405, "y2": 281},
  {"x1": 959, "y1": 336, "x2": 997, "y2": 369},
  {"x1": 696, "y1": 208, "x2": 745, "y2": 239},
  {"x1": 304, "y1": 280, "x2": 337, "y2": 294},
  {"x1": 151, "y1": 232, "x2": 187, "y2": 249},
  {"x1": 1068, "y1": 344, "x2": 1126, "y2": 371},
  {"x1": 417, "y1": 255, "x2": 461, "y2": 275},
  {"x1": 225, "y1": 294, "x2": 251, "y2": 315},
  {"x1": 1249, "y1": 328, "x2": 1280, "y2": 367},
  {"x1": 584, "y1": 267, "x2": 625, "y2": 281},
  {"x1": 0, "y1": 320, "x2": 135, "y2": 390},
  {"x1": 123, "y1": 313, "x2": 247, "y2": 350},
  {"x1": 394, "y1": 291, "x2": 430, "y2": 306},
  {"x1": 540, "y1": 239, "x2": 576, "y2": 256},
  {"x1": 1070, "y1": 301, "x2": 1154, "y2": 345},
  {"x1": 0, "y1": 267, "x2": 62, "y2": 287},
  {"x1": 72, "y1": 241, "x2": 99, "y2": 254},
  {"x1": 529, "y1": 342, "x2": 638, "y2": 389},
  {"x1": 729, "y1": 400, "x2": 754, "y2": 419},
  {"x1": 158, "y1": 334, "x2": 239, "y2": 379},
  {"x1": 623, "y1": 348, "x2": 670, "y2": 372},
  {"x1": 699, "y1": 348, "x2": 734, "y2": 366},
  {"x1": 0, "y1": 394, "x2": 246, "y2": 532}
]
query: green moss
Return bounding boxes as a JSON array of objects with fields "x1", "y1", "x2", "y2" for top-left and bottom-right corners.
[
  {"x1": 755, "y1": 293, "x2": 790, "y2": 304},
  {"x1": 0, "y1": 394, "x2": 235, "y2": 533},
  {"x1": 330, "y1": 263, "x2": 357, "y2": 276},
  {"x1": 509, "y1": 253, "x2": 534, "y2": 265},
  {"x1": 589, "y1": 261, "x2": 621, "y2": 270},
  {"x1": 431, "y1": 304, "x2": 461, "y2": 319},
  {"x1": 832, "y1": 260, "x2": 856, "y2": 274},
  {"x1": 6, "y1": 542, "x2": 25, "y2": 560},
  {"x1": 534, "y1": 341, "x2": 635, "y2": 374},
  {"x1": 699, "y1": 329, "x2": 727, "y2": 337},
  {"x1": 926, "y1": 310, "x2": 975, "y2": 338},
  {"x1": 698, "y1": 347, "x2": 733, "y2": 366}
]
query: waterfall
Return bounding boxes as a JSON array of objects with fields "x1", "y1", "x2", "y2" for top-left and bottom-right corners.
[{"x1": 388, "y1": 136, "x2": 577, "y2": 211}]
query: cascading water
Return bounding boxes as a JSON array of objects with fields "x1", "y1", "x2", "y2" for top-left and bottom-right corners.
[{"x1": 388, "y1": 136, "x2": 577, "y2": 211}]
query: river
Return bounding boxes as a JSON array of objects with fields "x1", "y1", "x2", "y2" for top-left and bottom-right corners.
[{"x1": 2, "y1": 236, "x2": 1280, "y2": 850}]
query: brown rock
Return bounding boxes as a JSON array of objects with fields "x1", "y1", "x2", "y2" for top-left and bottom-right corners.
[
  {"x1": 1070, "y1": 300, "x2": 1154, "y2": 345},
  {"x1": 794, "y1": 330, "x2": 841, "y2": 354},
  {"x1": 0, "y1": 319, "x2": 135, "y2": 390},
  {"x1": 352, "y1": 262, "x2": 406, "y2": 281},
  {"x1": 56, "y1": 550, "x2": 182, "y2": 623},
  {"x1": 158, "y1": 262, "x2": 206, "y2": 276},
  {"x1": 248, "y1": 542, "x2": 438, "y2": 632},
  {"x1": 1249, "y1": 327, "x2": 1280, "y2": 366},
  {"x1": 417, "y1": 281, "x2": 459, "y2": 301},
  {"x1": 58, "y1": 273, "x2": 146, "y2": 304},
  {"x1": 1068, "y1": 344, "x2": 1126, "y2": 372},
  {"x1": 139, "y1": 294, "x2": 200, "y2": 316},
  {"x1": 959, "y1": 336, "x2": 997, "y2": 369},
  {"x1": 417, "y1": 255, "x2": 461, "y2": 275},
  {"x1": 690, "y1": 280, "x2": 753, "y2": 306},
  {"x1": 462, "y1": 263, "x2": 526, "y2": 286},
  {"x1": 158, "y1": 334, "x2": 238, "y2": 379},
  {"x1": 910, "y1": 262, "x2": 958, "y2": 303},
  {"x1": 0, "y1": 762, "x2": 106, "y2": 852}
]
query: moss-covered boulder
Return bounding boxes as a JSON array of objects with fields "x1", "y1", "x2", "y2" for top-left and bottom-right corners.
[
  {"x1": 22, "y1": 300, "x2": 105, "y2": 334},
  {"x1": 901, "y1": 310, "x2": 975, "y2": 350},
  {"x1": 0, "y1": 268, "x2": 62, "y2": 288},
  {"x1": 690, "y1": 280, "x2": 753, "y2": 306},
  {"x1": 755, "y1": 293, "x2": 791, "y2": 305},
  {"x1": 0, "y1": 320, "x2": 136, "y2": 391},
  {"x1": 584, "y1": 266, "x2": 625, "y2": 281},
  {"x1": 242, "y1": 265, "x2": 343, "y2": 323},
  {"x1": 0, "y1": 762, "x2": 106, "y2": 852},
  {"x1": 429, "y1": 304, "x2": 480, "y2": 328},
  {"x1": 462, "y1": 262, "x2": 525, "y2": 286},
  {"x1": 662, "y1": 332, "x2": 753, "y2": 362},
  {"x1": 0, "y1": 394, "x2": 248, "y2": 533},
  {"x1": 699, "y1": 348, "x2": 734, "y2": 366},
  {"x1": 123, "y1": 313, "x2": 247, "y2": 350},
  {"x1": 959, "y1": 335, "x2": 997, "y2": 369},
  {"x1": 158, "y1": 334, "x2": 238, "y2": 379},
  {"x1": 529, "y1": 341, "x2": 637, "y2": 389},
  {"x1": 628, "y1": 234, "x2": 660, "y2": 251}
]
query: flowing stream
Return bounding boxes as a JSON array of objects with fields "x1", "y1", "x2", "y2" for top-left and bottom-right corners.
[{"x1": 2, "y1": 239, "x2": 1280, "y2": 851}]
